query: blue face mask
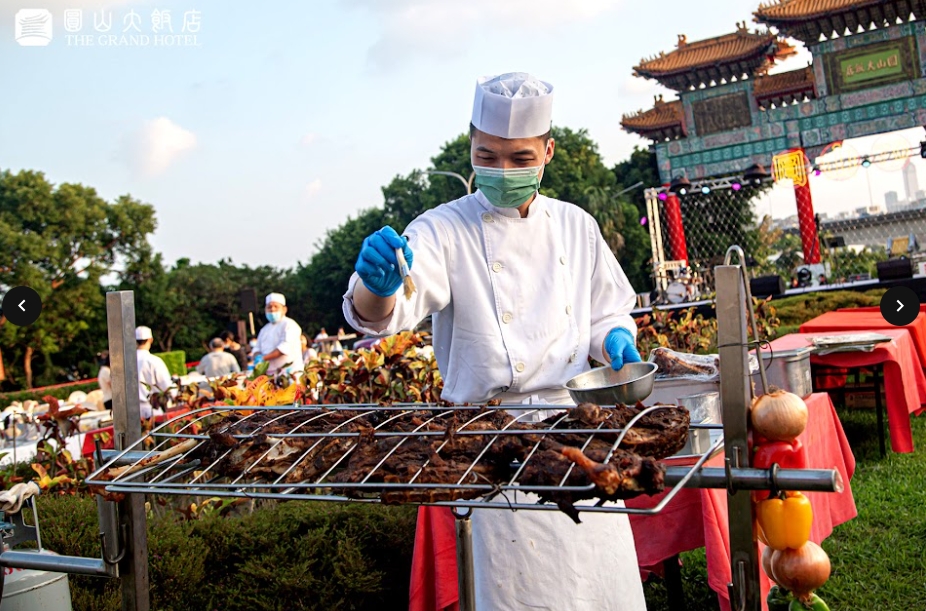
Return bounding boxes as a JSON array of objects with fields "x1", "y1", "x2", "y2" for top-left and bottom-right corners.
[{"x1": 265, "y1": 311, "x2": 282, "y2": 323}]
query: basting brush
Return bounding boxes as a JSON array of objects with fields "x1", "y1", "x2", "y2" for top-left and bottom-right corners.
[{"x1": 395, "y1": 247, "x2": 416, "y2": 300}]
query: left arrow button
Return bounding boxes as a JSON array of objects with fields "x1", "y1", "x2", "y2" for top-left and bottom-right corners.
[{"x1": 1, "y1": 287, "x2": 42, "y2": 326}]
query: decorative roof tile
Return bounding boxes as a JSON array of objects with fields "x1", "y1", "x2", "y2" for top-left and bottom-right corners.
[
  {"x1": 621, "y1": 97, "x2": 686, "y2": 140},
  {"x1": 633, "y1": 24, "x2": 796, "y2": 90},
  {"x1": 754, "y1": 0, "x2": 926, "y2": 43},
  {"x1": 753, "y1": 66, "x2": 817, "y2": 102},
  {"x1": 756, "y1": 0, "x2": 895, "y2": 22},
  {"x1": 635, "y1": 28, "x2": 792, "y2": 77}
]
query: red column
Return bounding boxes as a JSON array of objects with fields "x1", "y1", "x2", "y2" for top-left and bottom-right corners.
[
  {"x1": 794, "y1": 180, "x2": 821, "y2": 264},
  {"x1": 664, "y1": 193, "x2": 689, "y2": 263}
]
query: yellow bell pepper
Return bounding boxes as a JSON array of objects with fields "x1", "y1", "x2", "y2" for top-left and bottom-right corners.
[{"x1": 756, "y1": 492, "x2": 813, "y2": 551}]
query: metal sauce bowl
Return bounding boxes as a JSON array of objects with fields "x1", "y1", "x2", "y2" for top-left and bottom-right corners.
[{"x1": 563, "y1": 362, "x2": 658, "y2": 405}]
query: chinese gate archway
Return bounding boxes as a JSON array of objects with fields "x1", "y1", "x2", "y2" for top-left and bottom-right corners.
[{"x1": 622, "y1": 1, "x2": 926, "y2": 268}]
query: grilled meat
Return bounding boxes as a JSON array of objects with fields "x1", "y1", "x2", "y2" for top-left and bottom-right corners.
[
  {"x1": 97, "y1": 403, "x2": 688, "y2": 520},
  {"x1": 540, "y1": 403, "x2": 690, "y2": 459}
]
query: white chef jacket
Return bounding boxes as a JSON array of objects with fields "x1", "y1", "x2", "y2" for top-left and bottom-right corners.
[
  {"x1": 343, "y1": 190, "x2": 637, "y2": 404},
  {"x1": 343, "y1": 190, "x2": 646, "y2": 611},
  {"x1": 136, "y1": 349, "x2": 171, "y2": 419},
  {"x1": 256, "y1": 316, "x2": 304, "y2": 375}
]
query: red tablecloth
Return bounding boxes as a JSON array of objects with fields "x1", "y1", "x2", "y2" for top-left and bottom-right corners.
[
  {"x1": 800, "y1": 310, "x2": 926, "y2": 371},
  {"x1": 81, "y1": 406, "x2": 194, "y2": 457},
  {"x1": 409, "y1": 393, "x2": 856, "y2": 611},
  {"x1": 628, "y1": 392, "x2": 856, "y2": 611},
  {"x1": 839, "y1": 305, "x2": 926, "y2": 314},
  {"x1": 766, "y1": 330, "x2": 926, "y2": 452}
]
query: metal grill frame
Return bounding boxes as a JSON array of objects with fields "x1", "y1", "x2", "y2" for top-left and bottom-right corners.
[{"x1": 86, "y1": 403, "x2": 724, "y2": 516}]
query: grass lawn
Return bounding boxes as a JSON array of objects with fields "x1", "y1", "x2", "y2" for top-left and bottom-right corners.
[{"x1": 642, "y1": 404, "x2": 926, "y2": 611}]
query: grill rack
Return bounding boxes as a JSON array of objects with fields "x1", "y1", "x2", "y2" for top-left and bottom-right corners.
[{"x1": 87, "y1": 403, "x2": 726, "y2": 516}]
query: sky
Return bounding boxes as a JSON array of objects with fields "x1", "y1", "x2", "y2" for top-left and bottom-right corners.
[{"x1": 2, "y1": 0, "x2": 926, "y2": 269}]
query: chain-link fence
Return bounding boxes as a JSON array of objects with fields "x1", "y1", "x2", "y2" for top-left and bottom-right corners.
[{"x1": 645, "y1": 177, "x2": 926, "y2": 304}]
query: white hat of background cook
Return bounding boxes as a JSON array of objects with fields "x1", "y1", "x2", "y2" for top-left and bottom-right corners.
[
  {"x1": 471, "y1": 72, "x2": 554, "y2": 139},
  {"x1": 135, "y1": 326, "x2": 153, "y2": 341},
  {"x1": 265, "y1": 293, "x2": 286, "y2": 306}
]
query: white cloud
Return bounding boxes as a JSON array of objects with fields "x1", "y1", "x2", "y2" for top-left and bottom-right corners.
[
  {"x1": 620, "y1": 74, "x2": 660, "y2": 96},
  {"x1": 122, "y1": 117, "x2": 196, "y2": 178},
  {"x1": 344, "y1": 0, "x2": 622, "y2": 70},
  {"x1": 300, "y1": 132, "x2": 318, "y2": 146},
  {"x1": 304, "y1": 179, "x2": 323, "y2": 199}
]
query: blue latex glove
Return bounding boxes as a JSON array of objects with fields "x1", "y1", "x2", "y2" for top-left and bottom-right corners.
[
  {"x1": 604, "y1": 328, "x2": 642, "y2": 371},
  {"x1": 355, "y1": 226, "x2": 414, "y2": 298}
]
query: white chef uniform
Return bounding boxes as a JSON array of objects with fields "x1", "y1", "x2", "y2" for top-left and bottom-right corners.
[
  {"x1": 135, "y1": 326, "x2": 172, "y2": 420},
  {"x1": 257, "y1": 316, "x2": 304, "y2": 375},
  {"x1": 342, "y1": 72, "x2": 647, "y2": 611}
]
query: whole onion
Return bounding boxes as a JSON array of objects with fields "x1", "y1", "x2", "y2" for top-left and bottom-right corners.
[
  {"x1": 761, "y1": 545, "x2": 777, "y2": 582},
  {"x1": 771, "y1": 541, "x2": 831, "y2": 601},
  {"x1": 751, "y1": 390, "x2": 808, "y2": 442}
]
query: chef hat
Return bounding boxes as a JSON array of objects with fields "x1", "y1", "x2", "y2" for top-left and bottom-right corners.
[
  {"x1": 471, "y1": 72, "x2": 554, "y2": 139},
  {"x1": 135, "y1": 326, "x2": 153, "y2": 341},
  {"x1": 265, "y1": 292, "x2": 286, "y2": 306}
]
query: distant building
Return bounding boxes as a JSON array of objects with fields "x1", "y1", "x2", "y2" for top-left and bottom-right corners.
[
  {"x1": 903, "y1": 161, "x2": 919, "y2": 203},
  {"x1": 771, "y1": 214, "x2": 799, "y2": 230},
  {"x1": 885, "y1": 190, "x2": 901, "y2": 211},
  {"x1": 855, "y1": 204, "x2": 886, "y2": 217}
]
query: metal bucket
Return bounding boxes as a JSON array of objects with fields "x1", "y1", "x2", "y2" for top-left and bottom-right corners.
[
  {"x1": 1, "y1": 551, "x2": 73, "y2": 611},
  {"x1": 647, "y1": 378, "x2": 719, "y2": 407},
  {"x1": 756, "y1": 347, "x2": 813, "y2": 398},
  {"x1": 673, "y1": 392, "x2": 722, "y2": 457}
]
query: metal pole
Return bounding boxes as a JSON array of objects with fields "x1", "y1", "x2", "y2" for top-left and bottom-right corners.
[
  {"x1": 645, "y1": 189, "x2": 667, "y2": 296},
  {"x1": 455, "y1": 514, "x2": 476, "y2": 611},
  {"x1": 716, "y1": 266, "x2": 760, "y2": 611},
  {"x1": 427, "y1": 170, "x2": 474, "y2": 195},
  {"x1": 106, "y1": 291, "x2": 150, "y2": 611}
]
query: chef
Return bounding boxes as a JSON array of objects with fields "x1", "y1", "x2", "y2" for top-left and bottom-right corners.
[
  {"x1": 342, "y1": 72, "x2": 646, "y2": 610},
  {"x1": 135, "y1": 326, "x2": 172, "y2": 419},
  {"x1": 255, "y1": 292, "x2": 304, "y2": 376}
]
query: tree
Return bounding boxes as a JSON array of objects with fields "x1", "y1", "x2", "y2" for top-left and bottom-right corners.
[
  {"x1": 0, "y1": 170, "x2": 156, "y2": 388},
  {"x1": 585, "y1": 187, "x2": 652, "y2": 292},
  {"x1": 121, "y1": 256, "x2": 292, "y2": 358},
  {"x1": 287, "y1": 208, "x2": 387, "y2": 334},
  {"x1": 613, "y1": 146, "x2": 661, "y2": 217}
]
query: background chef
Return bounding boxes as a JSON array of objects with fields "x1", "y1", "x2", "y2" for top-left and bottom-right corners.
[
  {"x1": 135, "y1": 325, "x2": 172, "y2": 419},
  {"x1": 254, "y1": 292, "x2": 304, "y2": 376},
  {"x1": 342, "y1": 72, "x2": 647, "y2": 610}
]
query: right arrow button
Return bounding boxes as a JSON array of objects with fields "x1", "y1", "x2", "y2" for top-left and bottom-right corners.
[{"x1": 881, "y1": 286, "x2": 920, "y2": 326}]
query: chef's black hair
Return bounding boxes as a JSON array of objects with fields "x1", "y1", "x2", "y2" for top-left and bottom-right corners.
[{"x1": 469, "y1": 122, "x2": 551, "y2": 144}]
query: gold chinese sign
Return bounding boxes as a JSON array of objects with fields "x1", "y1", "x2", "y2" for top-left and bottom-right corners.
[
  {"x1": 772, "y1": 150, "x2": 808, "y2": 187},
  {"x1": 826, "y1": 37, "x2": 918, "y2": 94},
  {"x1": 841, "y1": 49, "x2": 901, "y2": 84}
]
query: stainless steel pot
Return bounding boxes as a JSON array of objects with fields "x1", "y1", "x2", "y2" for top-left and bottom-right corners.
[
  {"x1": 756, "y1": 347, "x2": 813, "y2": 398},
  {"x1": 564, "y1": 362, "x2": 657, "y2": 405}
]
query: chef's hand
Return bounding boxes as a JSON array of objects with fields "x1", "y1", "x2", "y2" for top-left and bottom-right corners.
[
  {"x1": 355, "y1": 226, "x2": 414, "y2": 298},
  {"x1": 604, "y1": 328, "x2": 642, "y2": 371}
]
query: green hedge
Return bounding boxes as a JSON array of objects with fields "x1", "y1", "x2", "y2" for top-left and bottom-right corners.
[
  {"x1": 773, "y1": 289, "x2": 886, "y2": 328},
  {"x1": 36, "y1": 494, "x2": 416, "y2": 611},
  {"x1": 152, "y1": 351, "x2": 187, "y2": 377},
  {"x1": 0, "y1": 380, "x2": 100, "y2": 406}
]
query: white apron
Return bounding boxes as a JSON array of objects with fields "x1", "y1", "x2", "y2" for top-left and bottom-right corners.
[
  {"x1": 470, "y1": 390, "x2": 646, "y2": 611},
  {"x1": 469, "y1": 206, "x2": 647, "y2": 611}
]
